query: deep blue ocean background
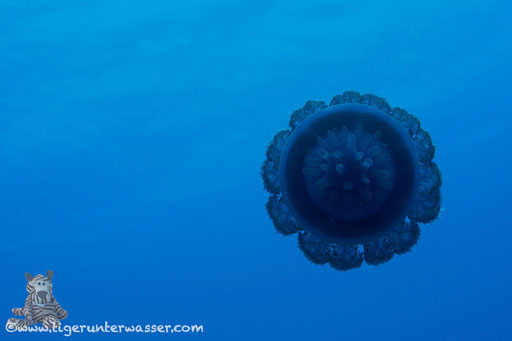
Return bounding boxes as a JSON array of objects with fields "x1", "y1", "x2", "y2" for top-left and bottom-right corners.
[{"x1": 1, "y1": 1, "x2": 511, "y2": 340}]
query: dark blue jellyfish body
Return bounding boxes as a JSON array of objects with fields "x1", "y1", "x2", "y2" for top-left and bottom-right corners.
[{"x1": 262, "y1": 91, "x2": 441, "y2": 271}]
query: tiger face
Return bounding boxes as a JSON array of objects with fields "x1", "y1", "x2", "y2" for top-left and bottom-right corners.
[{"x1": 26, "y1": 271, "x2": 54, "y2": 305}]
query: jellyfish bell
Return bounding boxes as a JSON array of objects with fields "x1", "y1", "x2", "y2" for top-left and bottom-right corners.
[
  {"x1": 262, "y1": 91, "x2": 442, "y2": 271},
  {"x1": 279, "y1": 103, "x2": 419, "y2": 244}
]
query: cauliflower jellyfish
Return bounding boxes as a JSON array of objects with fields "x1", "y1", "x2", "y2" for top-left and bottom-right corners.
[{"x1": 261, "y1": 91, "x2": 442, "y2": 271}]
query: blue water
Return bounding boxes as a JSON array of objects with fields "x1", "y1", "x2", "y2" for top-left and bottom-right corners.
[{"x1": 1, "y1": 1, "x2": 511, "y2": 340}]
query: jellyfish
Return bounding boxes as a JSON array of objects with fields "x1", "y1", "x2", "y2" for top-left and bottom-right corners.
[{"x1": 261, "y1": 91, "x2": 441, "y2": 271}]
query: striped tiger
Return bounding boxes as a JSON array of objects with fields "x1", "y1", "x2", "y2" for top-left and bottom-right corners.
[{"x1": 6, "y1": 270, "x2": 68, "y2": 330}]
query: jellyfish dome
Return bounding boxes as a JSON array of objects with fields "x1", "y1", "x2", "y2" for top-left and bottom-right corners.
[{"x1": 261, "y1": 91, "x2": 442, "y2": 271}]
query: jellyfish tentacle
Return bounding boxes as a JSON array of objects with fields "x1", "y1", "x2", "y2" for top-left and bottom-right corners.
[
  {"x1": 409, "y1": 161, "x2": 442, "y2": 223},
  {"x1": 390, "y1": 106, "x2": 435, "y2": 162},
  {"x1": 266, "y1": 195, "x2": 302, "y2": 236},
  {"x1": 363, "y1": 235, "x2": 395, "y2": 266},
  {"x1": 414, "y1": 129, "x2": 435, "y2": 162},
  {"x1": 409, "y1": 188, "x2": 442, "y2": 223},
  {"x1": 329, "y1": 243, "x2": 363, "y2": 271},
  {"x1": 265, "y1": 130, "x2": 290, "y2": 163},
  {"x1": 389, "y1": 220, "x2": 421, "y2": 255},
  {"x1": 302, "y1": 125, "x2": 396, "y2": 221},
  {"x1": 298, "y1": 231, "x2": 330, "y2": 265},
  {"x1": 359, "y1": 133, "x2": 373, "y2": 151},
  {"x1": 261, "y1": 130, "x2": 290, "y2": 194},
  {"x1": 417, "y1": 161, "x2": 442, "y2": 193},
  {"x1": 390, "y1": 107, "x2": 421, "y2": 138},
  {"x1": 330, "y1": 91, "x2": 392, "y2": 114},
  {"x1": 261, "y1": 160, "x2": 280, "y2": 194},
  {"x1": 360, "y1": 94, "x2": 392, "y2": 113},
  {"x1": 364, "y1": 219, "x2": 421, "y2": 265},
  {"x1": 330, "y1": 91, "x2": 362, "y2": 106},
  {"x1": 289, "y1": 100, "x2": 327, "y2": 130}
]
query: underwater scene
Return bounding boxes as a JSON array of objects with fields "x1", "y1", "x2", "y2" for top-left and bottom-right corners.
[{"x1": 1, "y1": 0, "x2": 511, "y2": 340}]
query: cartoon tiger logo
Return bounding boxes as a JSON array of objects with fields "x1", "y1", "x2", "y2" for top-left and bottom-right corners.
[{"x1": 6, "y1": 270, "x2": 68, "y2": 330}]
